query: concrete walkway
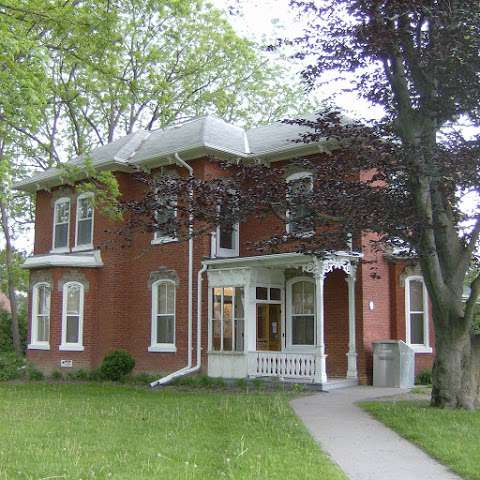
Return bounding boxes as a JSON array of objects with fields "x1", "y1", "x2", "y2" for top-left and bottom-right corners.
[{"x1": 291, "y1": 386, "x2": 462, "y2": 480}]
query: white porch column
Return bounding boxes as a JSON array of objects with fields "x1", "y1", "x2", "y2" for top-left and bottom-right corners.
[
  {"x1": 313, "y1": 258, "x2": 328, "y2": 384},
  {"x1": 346, "y1": 263, "x2": 358, "y2": 379}
]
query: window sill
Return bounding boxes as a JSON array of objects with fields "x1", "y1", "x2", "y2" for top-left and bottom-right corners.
[
  {"x1": 151, "y1": 237, "x2": 178, "y2": 245},
  {"x1": 59, "y1": 345, "x2": 85, "y2": 352},
  {"x1": 50, "y1": 247, "x2": 70, "y2": 254},
  {"x1": 208, "y1": 351, "x2": 245, "y2": 356},
  {"x1": 72, "y1": 244, "x2": 93, "y2": 252},
  {"x1": 409, "y1": 345, "x2": 433, "y2": 354},
  {"x1": 148, "y1": 345, "x2": 177, "y2": 353},
  {"x1": 28, "y1": 343, "x2": 50, "y2": 350}
]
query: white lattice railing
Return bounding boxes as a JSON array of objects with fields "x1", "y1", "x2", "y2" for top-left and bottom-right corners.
[{"x1": 248, "y1": 351, "x2": 316, "y2": 380}]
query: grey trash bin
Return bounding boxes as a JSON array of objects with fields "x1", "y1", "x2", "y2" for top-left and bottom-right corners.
[{"x1": 373, "y1": 340, "x2": 415, "y2": 388}]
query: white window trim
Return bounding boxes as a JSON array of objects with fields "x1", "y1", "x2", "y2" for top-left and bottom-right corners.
[
  {"x1": 51, "y1": 197, "x2": 71, "y2": 253},
  {"x1": 208, "y1": 286, "x2": 246, "y2": 353},
  {"x1": 151, "y1": 190, "x2": 178, "y2": 245},
  {"x1": 74, "y1": 192, "x2": 94, "y2": 251},
  {"x1": 59, "y1": 281, "x2": 85, "y2": 351},
  {"x1": 28, "y1": 282, "x2": 51, "y2": 350},
  {"x1": 405, "y1": 275, "x2": 432, "y2": 353},
  {"x1": 285, "y1": 171, "x2": 314, "y2": 236},
  {"x1": 149, "y1": 279, "x2": 177, "y2": 352},
  {"x1": 214, "y1": 223, "x2": 240, "y2": 257},
  {"x1": 286, "y1": 276, "x2": 316, "y2": 351}
]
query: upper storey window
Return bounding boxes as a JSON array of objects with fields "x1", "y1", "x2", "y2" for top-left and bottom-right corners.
[
  {"x1": 286, "y1": 172, "x2": 314, "y2": 236},
  {"x1": 75, "y1": 193, "x2": 94, "y2": 249},
  {"x1": 52, "y1": 198, "x2": 71, "y2": 252},
  {"x1": 215, "y1": 205, "x2": 239, "y2": 257},
  {"x1": 152, "y1": 183, "x2": 177, "y2": 244}
]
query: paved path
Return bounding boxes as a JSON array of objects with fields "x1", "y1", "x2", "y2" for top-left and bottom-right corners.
[{"x1": 291, "y1": 386, "x2": 462, "y2": 480}]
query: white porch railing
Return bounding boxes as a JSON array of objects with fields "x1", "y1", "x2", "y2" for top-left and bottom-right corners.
[{"x1": 248, "y1": 351, "x2": 316, "y2": 381}]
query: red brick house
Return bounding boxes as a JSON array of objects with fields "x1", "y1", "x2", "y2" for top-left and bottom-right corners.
[{"x1": 16, "y1": 115, "x2": 434, "y2": 387}]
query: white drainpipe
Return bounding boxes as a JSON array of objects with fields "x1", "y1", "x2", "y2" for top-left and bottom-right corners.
[{"x1": 150, "y1": 153, "x2": 205, "y2": 387}]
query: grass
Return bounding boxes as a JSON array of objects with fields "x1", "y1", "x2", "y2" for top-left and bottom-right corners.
[
  {"x1": 0, "y1": 383, "x2": 345, "y2": 480},
  {"x1": 361, "y1": 400, "x2": 480, "y2": 480}
]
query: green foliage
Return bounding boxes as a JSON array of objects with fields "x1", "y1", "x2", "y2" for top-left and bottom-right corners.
[
  {"x1": 235, "y1": 378, "x2": 247, "y2": 389},
  {"x1": 26, "y1": 365, "x2": 44, "y2": 381},
  {"x1": 252, "y1": 378, "x2": 264, "y2": 390},
  {"x1": 416, "y1": 369, "x2": 433, "y2": 386},
  {"x1": 290, "y1": 383, "x2": 306, "y2": 394},
  {"x1": 99, "y1": 350, "x2": 135, "y2": 381},
  {"x1": 0, "y1": 352, "x2": 25, "y2": 381},
  {"x1": 0, "y1": 306, "x2": 27, "y2": 353},
  {"x1": 66, "y1": 369, "x2": 90, "y2": 381},
  {"x1": 128, "y1": 372, "x2": 159, "y2": 385},
  {"x1": 50, "y1": 370, "x2": 63, "y2": 381}
]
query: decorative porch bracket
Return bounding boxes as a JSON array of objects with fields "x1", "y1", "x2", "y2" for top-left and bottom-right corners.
[{"x1": 302, "y1": 256, "x2": 359, "y2": 383}]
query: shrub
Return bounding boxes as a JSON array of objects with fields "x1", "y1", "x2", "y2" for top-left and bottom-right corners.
[
  {"x1": 252, "y1": 378, "x2": 263, "y2": 390},
  {"x1": 88, "y1": 368, "x2": 103, "y2": 382},
  {"x1": 50, "y1": 370, "x2": 63, "y2": 381},
  {"x1": 416, "y1": 369, "x2": 432, "y2": 385},
  {"x1": 27, "y1": 366, "x2": 44, "y2": 381},
  {"x1": 198, "y1": 374, "x2": 213, "y2": 387},
  {"x1": 235, "y1": 378, "x2": 247, "y2": 389},
  {"x1": 66, "y1": 369, "x2": 90, "y2": 381},
  {"x1": 129, "y1": 372, "x2": 158, "y2": 385},
  {"x1": 211, "y1": 377, "x2": 225, "y2": 389},
  {"x1": 99, "y1": 350, "x2": 135, "y2": 381},
  {"x1": 0, "y1": 309, "x2": 28, "y2": 353},
  {"x1": 0, "y1": 352, "x2": 25, "y2": 381}
]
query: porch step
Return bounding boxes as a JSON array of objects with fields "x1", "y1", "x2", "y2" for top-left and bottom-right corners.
[
  {"x1": 322, "y1": 377, "x2": 358, "y2": 391},
  {"x1": 280, "y1": 377, "x2": 359, "y2": 391}
]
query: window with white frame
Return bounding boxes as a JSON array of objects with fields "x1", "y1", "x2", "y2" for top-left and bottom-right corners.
[
  {"x1": 75, "y1": 193, "x2": 94, "y2": 249},
  {"x1": 405, "y1": 276, "x2": 430, "y2": 351},
  {"x1": 153, "y1": 194, "x2": 177, "y2": 243},
  {"x1": 216, "y1": 205, "x2": 239, "y2": 257},
  {"x1": 286, "y1": 172, "x2": 314, "y2": 236},
  {"x1": 149, "y1": 280, "x2": 176, "y2": 351},
  {"x1": 211, "y1": 287, "x2": 244, "y2": 352},
  {"x1": 29, "y1": 283, "x2": 51, "y2": 349},
  {"x1": 52, "y1": 198, "x2": 70, "y2": 251},
  {"x1": 60, "y1": 282, "x2": 84, "y2": 350},
  {"x1": 288, "y1": 278, "x2": 315, "y2": 346}
]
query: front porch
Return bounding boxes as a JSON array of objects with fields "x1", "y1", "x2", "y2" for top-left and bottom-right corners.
[{"x1": 204, "y1": 252, "x2": 361, "y2": 387}]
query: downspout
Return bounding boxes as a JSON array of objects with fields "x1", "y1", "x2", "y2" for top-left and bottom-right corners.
[{"x1": 150, "y1": 153, "x2": 203, "y2": 387}]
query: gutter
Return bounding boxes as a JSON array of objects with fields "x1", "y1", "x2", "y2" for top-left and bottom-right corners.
[{"x1": 150, "y1": 153, "x2": 204, "y2": 387}]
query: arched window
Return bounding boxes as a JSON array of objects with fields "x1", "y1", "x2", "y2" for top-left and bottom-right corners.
[
  {"x1": 29, "y1": 283, "x2": 51, "y2": 349},
  {"x1": 149, "y1": 280, "x2": 176, "y2": 352},
  {"x1": 286, "y1": 172, "x2": 314, "y2": 236},
  {"x1": 405, "y1": 276, "x2": 431, "y2": 352},
  {"x1": 60, "y1": 282, "x2": 85, "y2": 351},
  {"x1": 287, "y1": 277, "x2": 315, "y2": 346},
  {"x1": 52, "y1": 197, "x2": 70, "y2": 251},
  {"x1": 75, "y1": 193, "x2": 94, "y2": 249}
]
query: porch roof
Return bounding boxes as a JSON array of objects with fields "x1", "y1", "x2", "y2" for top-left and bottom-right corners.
[{"x1": 203, "y1": 251, "x2": 362, "y2": 270}]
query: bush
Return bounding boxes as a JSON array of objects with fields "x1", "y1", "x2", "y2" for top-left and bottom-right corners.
[
  {"x1": 0, "y1": 352, "x2": 25, "y2": 381},
  {"x1": 66, "y1": 369, "x2": 90, "y2": 381},
  {"x1": 27, "y1": 366, "x2": 44, "y2": 381},
  {"x1": 129, "y1": 372, "x2": 158, "y2": 385},
  {"x1": 0, "y1": 309, "x2": 28, "y2": 353},
  {"x1": 99, "y1": 350, "x2": 135, "y2": 381},
  {"x1": 416, "y1": 369, "x2": 432, "y2": 385},
  {"x1": 50, "y1": 370, "x2": 63, "y2": 381}
]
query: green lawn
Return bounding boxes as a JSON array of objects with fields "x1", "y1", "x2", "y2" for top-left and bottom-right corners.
[
  {"x1": 362, "y1": 400, "x2": 480, "y2": 480},
  {"x1": 0, "y1": 383, "x2": 345, "y2": 480}
]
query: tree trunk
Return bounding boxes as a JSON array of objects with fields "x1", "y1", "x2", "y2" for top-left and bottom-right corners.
[
  {"x1": 0, "y1": 198, "x2": 21, "y2": 355},
  {"x1": 431, "y1": 315, "x2": 480, "y2": 409}
]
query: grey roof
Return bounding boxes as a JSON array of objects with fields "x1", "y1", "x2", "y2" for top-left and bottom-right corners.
[{"x1": 14, "y1": 114, "x2": 328, "y2": 192}]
